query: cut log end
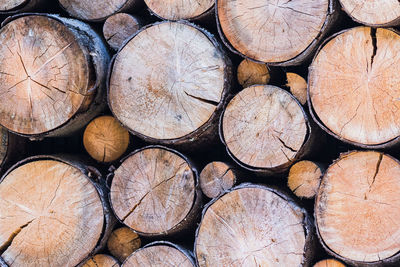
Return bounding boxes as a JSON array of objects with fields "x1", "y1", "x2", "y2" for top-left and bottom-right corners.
[
  {"x1": 316, "y1": 151, "x2": 400, "y2": 263},
  {"x1": 288, "y1": 160, "x2": 322, "y2": 199},
  {"x1": 286, "y1": 73, "x2": 307, "y2": 105},
  {"x1": 314, "y1": 259, "x2": 346, "y2": 267},
  {"x1": 0, "y1": 0, "x2": 25, "y2": 11},
  {"x1": 82, "y1": 254, "x2": 120, "y2": 267},
  {"x1": 237, "y1": 59, "x2": 270, "y2": 88},
  {"x1": 199, "y1": 161, "x2": 236, "y2": 198},
  {"x1": 107, "y1": 227, "x2": 141, "y2": 263},
  {"x1": 103, "y1": 13, "x2": 141, "y2": 50},
  {"x1": 83, "y1": 116, "x2": 130, "y2": 163},
  {"x1": 144, "y1": 0, "x2": 214, "y2": 20}
]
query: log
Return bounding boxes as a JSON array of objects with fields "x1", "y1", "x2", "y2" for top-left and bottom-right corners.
[
  {"x1": 109, "y1": 146, "x2": 202, "y2": 237},
  {"x1": 0, "y1": 127, "x2": 26, "y2": 174},
  {"x1": 220, "y1": 85, "x2": 317, "y2": 174},
  {"x1": 314, "y1": 259, "x2": 346, "y2": 267},
  {"x1": 195, "y1": 184, "x2": 316, "y2": 266},
  {"x1": 0, "y1": 14, "x2": 109, "y2": 140},
  {"x1": 286, "y1": 73, "x2": 307, "y2": 105},
  {"x1": 315, "y1": 151, "x2": 400, "y2": 266},
  {"x1": 339, "y1": 0, "x2": 400, "y2": 27},
  {"x1": 107, "y1": 227, "x2": 141, "y2": 263},
  {"x1": 144, "y1": 0, "x2": 214, "y2": 21},
  {"x1": 82, "y1": 254, "x2": 119, "y2": 267},
  {"x1": 237, "y1": 59, "x2": 270, "y2": 88},
  {"x1": 199, "y1": 161, "x2": 237, "y2": 199},
  {"x1": 288, "y1": 160, "x2": 324, "y2": 199},
  {"x1": 122, "y1": 241, "x2": 195, "y2": 266},
  {"x1": 108, "y1": 21, "x2": 232, "y2": 149},
  {"x1": 103, "y1": 13, "x2": 142, "y2": 51},
  {"x1": 216, "y1": 0, "x2": 339, "y2": 65},
  {"x1": 0, "y1": 156, "x2": 115, "y2": 266},
  {"x1": 58, "y1": 0, "x2": 142, "y2": 22},
  {"x1": 0, "y1": 0, "x2": 45, "y2": 14},
  {"x1": 309, "y1": 27, "x2": 400, "y2": 149},
  {"x1": 83, "y1": 115, "x2": 130, "y2": 163}
]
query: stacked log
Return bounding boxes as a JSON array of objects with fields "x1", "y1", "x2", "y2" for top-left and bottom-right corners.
[
  {"x1": 144, "y1": 0, "x2": 214, "y2": 21},
  {"x1": 237, "y1": 59, "x2": 270, "y2": 88},
  {"x1": 0, "y1": 0, "x2": 44, "y2": 14},
  {"x1": 288, "y1": 160, "x2": 324, "y2": 199},
  {"x1": 82, "y1": 254, "x2": 119, "y2": 267},
  {"x1": 107, "y1": 227, "x2": 141, "y2": 263}
]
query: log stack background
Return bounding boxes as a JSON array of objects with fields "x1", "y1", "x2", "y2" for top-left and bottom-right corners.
[{"x1": 0, "y1": 0, "x2": 398, "y2": 266}]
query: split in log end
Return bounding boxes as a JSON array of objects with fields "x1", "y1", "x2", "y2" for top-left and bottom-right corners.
[
  {"x1": 199, "y1": 161, "x2": 236, "y2": 198},
  {"x1": 288, "y1": 160, "x2": 323, "y2": 199}
]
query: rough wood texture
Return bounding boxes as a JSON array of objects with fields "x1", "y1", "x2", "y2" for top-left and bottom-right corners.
[
  {"x1": 123, "y1": 241, "x2": 195, "y2": 267},
  {"x1": 82, "y1": 254, "x2": 119, "y2": 267},
  {"x1": 58, "y1": 0, "x2": 141, "y2": 22},
  {"x1": 199, "y1": 161, "x2": 237, "y2": 198},
  {"x1": 195, "y1": 184, "x2": 316, "y2": 266},
  {"x1": 0, "y1": 14, "x2": 109, "y2": 139},
  {"x1": 287, "y1": 73, "x2": 307, "y2": 105},
  {"x1": 315, "y1": 151, "x2": 400, "y2": 266},
  {"x1": 237, "y1": 59, "x2": 270, "y2": 88},
  {"x1": 110, "y1": 146, "x2": 202, "y2": 237},
  {"x1": 309, "y1": 27, "x2": 400, "y2": 149},
  {"x1": 216, "y1": 0, "x2": 339, "y2": 65},
  {"x1": 288, "y1": 160, "x2": 324, "y2": 199},
  {"x1": 108, "y1": 21, "x2": 232, "y2": 149},
  {"x1": 314, "y1": 259, "x2": 346, "y2": 267},
  {"x1": 107, "y1": 227, "x2": 141, "y2": 263},
  {"x1": 221, "y1": 85, "x2": 316, "y2": 174},
  {"x1": 144, "y1": 0, "x2": 214, "y2": 21},
  {"x1": 0, "y1": 127, "x2": 26, "y2": 174},
  {"x1": 83, "y1": 116, "x2": 130, "y2": 163},
  {"x1": 103, "y1": 13, "x2": 142, "y2": 51},
  {"x1": 0, "y1": 0, "x2": 45, "y2": 14},
  {"x1": 339, "y1": 0, "x2": 400, "y2": 27}
]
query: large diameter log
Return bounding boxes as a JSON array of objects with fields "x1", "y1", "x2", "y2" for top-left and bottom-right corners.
[
  {"x1": 144, "y1": 0, "x2": 213, "y2": 21},
  {"x1": 107, "y1": 227, "x2": 141, "y2": 263},
  {"x1": 0, "y1": 14, "x2": 109, "y2": 139},
  {"x1": 216, "y1": 0, "x2": 339, "y2": 66},
  {"x1": 82, "y1": 254, "x2": 119, "y2": 267},
  {"x1": 0, "y1": 156, "x2": 115, "y2": 266},
  {"x1": 315, "y1": 151, "x2": 400, "y2": 266},
  {"x1": 309, "y1": 27, "x2": 400, "y2": 149},
  {"x1": 110, "y1": 146, "x2": 202, "y2": 237},
  {"x1": 199, "y1": 161, "x2": 237, "y2": 199},
  {"x1": 220, "y1": 85, "x2": 318, "y2": 174},
  {"x1": 108, "y1": 21, "x2": 232, "y2": 149},
  {"x1": 195, "y1": 184, "x2": 316, "y2": 266},
  {"x1": 0, "y1": 0, "x2": 45, "y2": 14},
  {"x1": 288, "y1": 160, "x2": 324, "y2": 199}
]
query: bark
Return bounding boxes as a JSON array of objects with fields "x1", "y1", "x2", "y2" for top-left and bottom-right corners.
[{"x1": 0, "y1": 128, "x2": 26, "y2": 175}]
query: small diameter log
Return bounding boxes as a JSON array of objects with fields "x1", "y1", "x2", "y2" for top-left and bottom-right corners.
[
  {"x1": 199, "y1": 161, "x2": 237, "y2": 198},
  {"x1": 110, "y1": 146, "x2": 202, "y2": 237},
  {"x1": 103, "y1": 13, "x2": 142, "y2": 51},
  {"x1": 123, "y1": 241, "x2": 195, "y2": 267},
  {"x1": 58, "y1": 0, "x2": 141, "y2": 22},
  {"x1": 288, "y1": 160, "x2": 324, "y2": 199},
  {"x1": 286, "y1": 73, "x2": 307, "y2": 105},
  {"x1": 314, "y1": 259, "x2": 346, "y2": 267},
  {"x1": 83, "y1": 254, "x2": 119, "y2": 267},
  {"x1": 220, "y1": 85, "x2": 317, "y2": 174},
  {"x1": 237, "y1": 59, "x2": 270, "y2": 88},
  {"x1": 0, "y1": 156, "x2": 114, "y2": 266},
  {"x1": 309, "y1": 27, "x2": 400, "y2": 149},
  {"x1": 0, "y1": 0, "x2": 45, "y2": 14},
  {"x1": 108, "y1": 21, "x2": 232, "y2": 149},
  {"x1": 144, "y1": 0, "x2": 214, "y2": 21},
  {"x1": 0, "y1": 14, "x2": 109, "y2": 139},
  {"x1": 195, "y1": 184, "x2": 316, "y2": 266},
  {"x1": 83, "y1": 116, "x2": 130, "y2": 163},
  {"x1": 315, "y1": 151, "x2": 400, "y2": 266},
  {"x1": 107, "y1": 227, "x2": 141, "y2": 263},
  {"x1": 339, "y1": 0, "x2": 400, "y2": 27},
  {"x1": 216, "y1": 0, "x2": 338, "y2": 65}
]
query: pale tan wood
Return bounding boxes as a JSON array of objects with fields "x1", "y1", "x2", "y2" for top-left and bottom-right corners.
[
  {"x1": 107, "y1": 227, "x2": 141, "y2": 263},
  {"x1": 103, "y1": 13, "x2": 141, "y2": 50},
  {"x1": 316, "y1": 151, "x2": 400, "y2": 263},
  {"x1": 237, "y1": 59, "x2": 270, "y2": 88},
  {"x1": 314, "y1": 259, "x2": 346, "y2": 267},
  {"x1": 340, "y1": 0, "x2": 400, "y2": 26},
  {"x1": 288, "y1": 160, "x2": 322, "y2": 199},
  {"x1": 199, "y1": 161, "x2": 236, "y2": 198},
  {"x1": 0, "y1": 160, "x2": 104, "y2": 266},
  {"x1": 222, "y1": 85, "x2": 307, "y2": 170},
  {"x1": 83, "y1": 254, "x2": 119, "y2": 267},
  {"x1": 0, "y1": 0, "x2": 25, "y2": 10},
  {"x1": 83, "y1": 116, "x2": 129, "y2": 163},
  {"x1": 287, "y1": 73, "x2": 307, "y2": 105},
  {"x1": 110, "y1": 147, "x2": 195, "y2": 235},
  {"x1": 144, "y1": 0, "x2": 214, "y2": 20},
  {"x1": 309, "y1": 27, "x2": 400, "y2": 146},
  {"x1": 109, "y1": 21, "x2": 228, "y2": 141}
]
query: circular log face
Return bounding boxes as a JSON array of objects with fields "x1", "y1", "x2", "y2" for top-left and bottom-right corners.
[
  {"x1": 314, "y1": 259, "x2": 346, "y2": 267},
  {"x1": 109, "y1": 21, "x2": 227, "y2": 140},
  {"x1": 110, "y1": 148, "x2": 195, "y2": 235},
  {"x1": 200, "y1": 161, "x2": 236, "y2": 198},
  {"x1": 196, "y1": 187, "x2": 307, "y2": 266},
  {"x1": 0, "y1": 0, "x2": 26, "y2": 11},
  {"x1": 309, "y1": 27, "x2": 400, "y2": 146},
  {"x1": 144, "y1": 0, "x2": 214, "y2": 20},
  {"x1": 217, "y1": 0, "x2": 330, "y2": 63},
  {"x1": 107, "y1": 227, "x2": 141, "y2": 262},
  {"x1": 0, "y1": 160, "x2": 104, "y2": 267},
  {"x1": 288, "y1": 160, "x2": 322, "y2": 198},
  {"x1": 83, "y1": 254, "x2": 119, "y2": 267},
  {"x1": 340, "y1": 0, "x2": 400, "y2": 26},
  {"x1": 237, "y1": 59, "x2": 270, "y2": 88},
  {"x1": 0, "y1": 16, "x2": 90, "y2": 135},
  {"x1": 316, "y1": 151, "x2": 400, "y2": 262},
  {"x1": 222, "y1": 85, "x2": 307, "y2": 169},
  {"x1": 103, "y1": 13, "x2": 140, "y2": 50}
]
